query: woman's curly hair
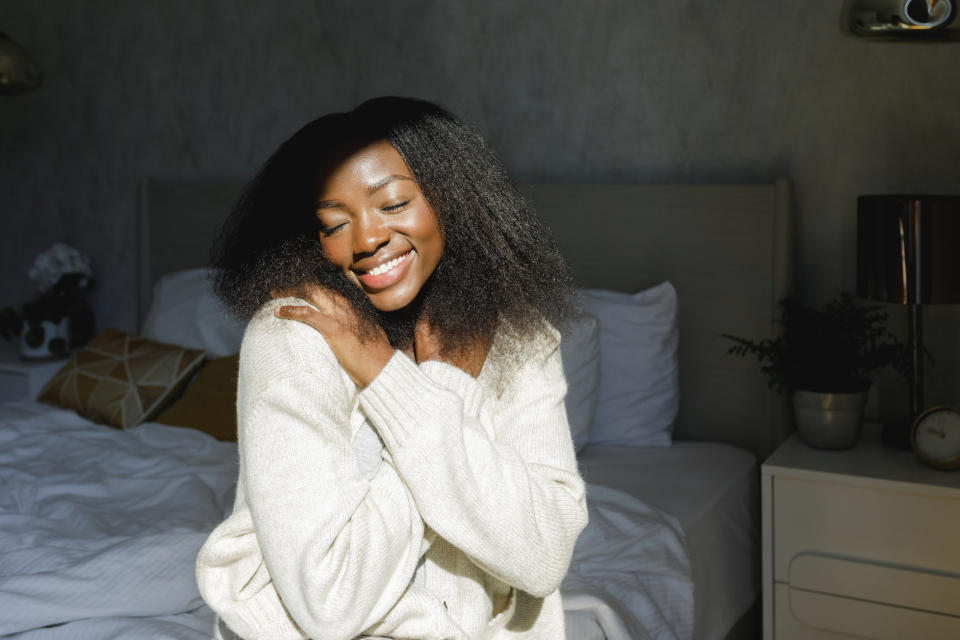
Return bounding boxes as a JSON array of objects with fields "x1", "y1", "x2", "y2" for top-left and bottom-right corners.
[{"x1": 211, "y1": 96, "x2": 576, "y2": 356}]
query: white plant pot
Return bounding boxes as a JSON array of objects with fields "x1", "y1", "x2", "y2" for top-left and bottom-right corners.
[
  {"x1": 792, "y1": 389, "x2": 869, "y2": 450},
  {"x1": 19, "y1": 317, "x2": 70, "y2": 360}
]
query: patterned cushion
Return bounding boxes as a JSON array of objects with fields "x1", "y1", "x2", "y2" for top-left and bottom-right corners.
[
  {"x1": 154, "y1": 354, "x2": 239, "y2": 441},
  {"x1": 37, "y1": 329, "x2": 205, "y2": 429}
]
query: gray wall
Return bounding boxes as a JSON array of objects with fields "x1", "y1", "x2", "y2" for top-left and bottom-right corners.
[{"x1": 2, "y1": 1, "x2": 959, "y2": 416}]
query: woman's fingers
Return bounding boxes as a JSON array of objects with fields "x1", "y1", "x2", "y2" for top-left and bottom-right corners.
[
  {"x1": 273, "y1": 286, "x2": 354, "y2": 332},
  {"x1": 303, "y1": 286, "x2": 354, "y2": 318},
  {"x1": 273, "y1": 287, "x2": 394, "y2": 387},
  {"x1": 271, "y1": 284, "x2": 338, "y2": 314},
  {"x1": 274, "y1": 304, "x2": 328, "y2": 332}
]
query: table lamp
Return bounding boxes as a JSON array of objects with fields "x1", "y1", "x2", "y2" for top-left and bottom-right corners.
[
  {"x1": 841, "y1": 0, "x2": 960, "y2": 40},
  {"x1": 0, "y1": 33, "x2": 42, "y2": 94},
  {"x1": 857, "y1": 194, "x2": 960, "y2": 448}
]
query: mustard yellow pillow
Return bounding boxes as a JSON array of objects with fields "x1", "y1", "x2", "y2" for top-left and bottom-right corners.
[
  {"x1": 154, "y1": 354, "x2": 239, "y2": 441},
  {"x1": 37, "y1": 328, "x2": 205, "y2": 429}
]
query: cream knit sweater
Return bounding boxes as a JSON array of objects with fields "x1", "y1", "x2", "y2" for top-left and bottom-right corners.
[{"x1": 196, "y1": 298, "x2": 588, "y2": 640}]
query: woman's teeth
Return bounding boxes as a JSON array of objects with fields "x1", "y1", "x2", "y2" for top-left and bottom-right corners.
[{"x1": 366, "y1": 252, "x2": 410, "y2": 276}]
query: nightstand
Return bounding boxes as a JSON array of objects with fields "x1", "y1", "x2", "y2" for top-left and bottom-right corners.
[
  {"x1": 762, "y1": 423, "x2": 960, "y2": 639},
  {"x1": 0, "y1": 340, "x2": 67, "y2": 403}
]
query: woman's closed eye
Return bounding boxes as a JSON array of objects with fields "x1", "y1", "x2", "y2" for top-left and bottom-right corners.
[
  {"x1": 319, "y1": 221, "x2": 347, "y2": 236},
  {"x1": 381, "y1": 200, "x2": 410, "y2": 212}
]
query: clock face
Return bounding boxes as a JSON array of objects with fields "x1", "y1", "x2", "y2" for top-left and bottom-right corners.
[{"x1": 912, "y1": 408, "x2": 960, "y2": 469}]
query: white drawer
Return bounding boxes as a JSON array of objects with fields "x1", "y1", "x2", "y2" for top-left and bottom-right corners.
[
  {"x1": 772, "y1": 475, "x2": 960, "y2": 583},
  {"x1": 775, "y1": 583, "x2": 960, "y2": 640},
  {"x1": 789, "y1": 553, "x2": 960, "y2": 616}
]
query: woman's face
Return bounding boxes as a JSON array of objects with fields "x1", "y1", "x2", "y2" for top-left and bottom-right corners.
[{"x1": 315, "y1": 139, "x2": 444, "y2": 312}]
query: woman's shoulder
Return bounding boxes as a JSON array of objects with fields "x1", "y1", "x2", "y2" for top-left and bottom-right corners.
[
  {"x1": 493, "y1": 315, "x2": 561, "y2": 362},
  {"x1": 483, "y1": 317, "x2": 561, "y2": 393},
  {"x1": 238, "y1": 297, "x2": 344, "y2": 386}
]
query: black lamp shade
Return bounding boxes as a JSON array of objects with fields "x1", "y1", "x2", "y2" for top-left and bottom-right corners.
[
  {"x1": 0, "y1": 33, "x2": 42, "y2": 94},
  {"x1": 857, "y1": 195, "x2": 960, "y2": 305}
]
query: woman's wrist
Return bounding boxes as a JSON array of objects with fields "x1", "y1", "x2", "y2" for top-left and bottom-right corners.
[{"x1": 353, "y1": 345, "x2": 397, "y2": 387}]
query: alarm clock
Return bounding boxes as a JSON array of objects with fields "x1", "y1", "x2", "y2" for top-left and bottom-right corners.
[{"x1": 910, "y1": 406, "x2": 960, "y2": 470}]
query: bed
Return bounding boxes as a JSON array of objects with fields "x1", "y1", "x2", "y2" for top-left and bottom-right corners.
[{"x1": 0, "y1": 178, "x2": 793, "y2": 640}]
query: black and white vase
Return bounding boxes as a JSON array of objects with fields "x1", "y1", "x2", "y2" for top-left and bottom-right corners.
[{"x1": 19, "y1": 316, "x2": 70, "y2": 360}]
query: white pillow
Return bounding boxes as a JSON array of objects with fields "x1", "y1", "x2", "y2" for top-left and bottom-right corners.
[
  {"x1": 558, "y1": 314, "x2": 601, "y2": 452},
  {"x1": 140, "y1": 268, "x2": 246, "y2": 357},
  {"x1": 580, "y1": 281, "x2": 678, "y2": 448}
]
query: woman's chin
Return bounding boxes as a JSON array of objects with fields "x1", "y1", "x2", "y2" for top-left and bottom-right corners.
[{"x1": 367, "y1": 292, "x2": 416, "y2": 313}]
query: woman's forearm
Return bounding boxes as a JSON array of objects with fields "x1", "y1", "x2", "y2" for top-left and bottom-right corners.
[{"x1": 359, "y1": 346, "x2": 588, "y2": 597}]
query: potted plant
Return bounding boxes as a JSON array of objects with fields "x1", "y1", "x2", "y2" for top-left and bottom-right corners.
[
  {"x1": 0, "y1": 243, "x2": 95, "y2": 359},
  {"x1": 723, "y1": 294, "x2": 909, "y2": 449}
]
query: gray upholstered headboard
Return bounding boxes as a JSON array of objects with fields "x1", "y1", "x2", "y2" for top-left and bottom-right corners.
[{"x1": 137, "y1": 178, "x2": 794, "y2": 458}]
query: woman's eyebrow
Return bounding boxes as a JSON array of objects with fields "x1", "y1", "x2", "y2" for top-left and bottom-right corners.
[
  {"x1": 366, "y1": 174, "x2": 414, "y2": 195},
  {"x1": 316, "y1": 175, "x2": 415, "y2": 208}
]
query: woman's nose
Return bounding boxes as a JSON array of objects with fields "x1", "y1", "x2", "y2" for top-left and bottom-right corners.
[{"x1": 353, "y1": 211, "x2": 390, "y2": 256}]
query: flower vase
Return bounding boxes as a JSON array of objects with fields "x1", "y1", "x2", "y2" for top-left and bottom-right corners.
[{"x1": 20, "y1": 316, "x2": 70, "y2": 360}]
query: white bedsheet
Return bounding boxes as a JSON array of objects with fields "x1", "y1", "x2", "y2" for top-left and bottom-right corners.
[
  {"x1": 0, "y1": 400, "x2": 235, "y2": 639},
  {"x1": 0, "y1": 400, "x2": 693, "y2": 640},
  {"x1": 561, "y1": 483, "x2": 693, "y2": 640},
  {"x1": 578, "y1": 442, "x2": 760, "y2": 640}
]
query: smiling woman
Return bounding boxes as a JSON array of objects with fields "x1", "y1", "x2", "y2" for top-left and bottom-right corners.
[
  {"x1": 196, "y1": 97, "x2": 588, "y2": 640},
  {"x1": 312, "y1": 140, "x2": 444, "y2": 313},
  {"x1": 209, "y1": 97, "x2": 575, "y2": 357}
]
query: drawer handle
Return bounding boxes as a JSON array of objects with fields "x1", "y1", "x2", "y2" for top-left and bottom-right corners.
[
  {"x1": 789, "y1": 587, "x2": 960, "y2": 639},
  {"x1": 790, "y1": 552, "x2": 960, "y2": 616}
]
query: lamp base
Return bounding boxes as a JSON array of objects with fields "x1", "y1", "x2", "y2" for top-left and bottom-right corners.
[{"x1": 881, "y1": 420, "x2": 914, "y2": 450}]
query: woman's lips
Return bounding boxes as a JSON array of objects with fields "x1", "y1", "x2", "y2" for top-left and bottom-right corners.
[{"x1": 356, "y1": 251, "x2": 414, "y2": 290}]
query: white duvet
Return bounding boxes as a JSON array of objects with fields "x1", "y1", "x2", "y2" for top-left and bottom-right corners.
[
  {"x1": 0, "y1": 400, "x2": 691, "y2": 640},
  {"x1": 563, "y1": 484, "x2": 693, "y2": 640}
]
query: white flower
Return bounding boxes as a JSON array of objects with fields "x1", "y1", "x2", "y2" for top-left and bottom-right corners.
[{"x1": 28, "y1": 243, "x2": 94, "y2": 293}]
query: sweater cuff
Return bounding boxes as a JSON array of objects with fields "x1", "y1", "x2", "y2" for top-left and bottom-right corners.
[
  {"x1": 228, "y1": 591, "x2": 307, "y2": 640},
  {"x1": 418, "y1": 360, "x2": 484, "y2": 416},
  {"x1": 359, "y1": 352, "x2": 483, "y2": 451}
]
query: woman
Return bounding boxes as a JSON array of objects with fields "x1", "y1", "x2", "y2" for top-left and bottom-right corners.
[{"x1": 196, "y1": 97, "x2": 588, "y2": 640}]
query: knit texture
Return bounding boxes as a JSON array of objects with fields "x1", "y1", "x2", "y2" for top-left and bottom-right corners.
[{"x1": 196, "y1": 298, "x2": 587, "y2": 640}]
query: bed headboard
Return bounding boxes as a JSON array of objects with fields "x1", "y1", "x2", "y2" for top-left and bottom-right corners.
[{"x1": 138, "y1": 178, "x2": 794, "y2": 458}]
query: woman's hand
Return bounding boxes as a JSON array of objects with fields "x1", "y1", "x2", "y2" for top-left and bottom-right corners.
[
  {"x1": 414, "y1": 317, "x2": 490, "y2": 379},
  {"x1": 273, "y1": 287, "x2": 394, "y2": 387}
]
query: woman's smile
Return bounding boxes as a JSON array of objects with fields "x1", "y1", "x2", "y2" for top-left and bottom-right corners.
[
  {"x1": 315, "y1": 140, "x2": 443, "y2": 312},
  {"x1": 355, "y1": 249, "x2": 414, "y2": 289}
]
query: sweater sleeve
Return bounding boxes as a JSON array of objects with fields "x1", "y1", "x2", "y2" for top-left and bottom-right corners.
[
  {"x1": 358, "y1": 331, "x2": 588, "y2": 598},
  {"x1": 196, "y1": 304, "x2": 434, "y2": 640}
]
